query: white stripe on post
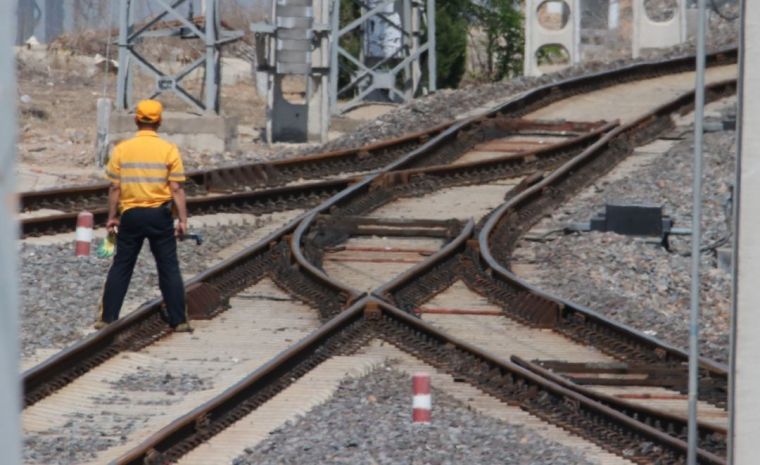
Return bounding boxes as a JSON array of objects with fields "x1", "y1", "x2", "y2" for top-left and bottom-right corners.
[
  {"x1": 75, "y1": 211, "x2": 94, "y2": 257},
  {"x1": 412, "y1": 372, "x2": 431, "y2": 424}
]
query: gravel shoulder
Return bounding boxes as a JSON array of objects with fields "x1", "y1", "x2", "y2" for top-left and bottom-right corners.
[
  {"x1": 233, "y1": 365, "x2": 599, "y2": 465},
  {"x1": 19, "y1": 212, "x2": 293, "y2": 362},
  {"x1": 512, "y1": 102, "x2": 736, "y2": 363}
]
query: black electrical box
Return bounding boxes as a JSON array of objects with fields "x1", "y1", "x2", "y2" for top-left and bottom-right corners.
[{"x1": 589, "y1": 203, "x2": 672, "y2": 237}]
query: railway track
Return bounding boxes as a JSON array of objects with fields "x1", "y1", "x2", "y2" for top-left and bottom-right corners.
[
  {"x1": 19, "y1": 47, "x2": 735, "y2": 237},
  {"x1": 18, "y1": 119, "x2": 606, "y2": 238},
  {"x1": 22, "y1": 51, "x2": 737, "y2": 465}
]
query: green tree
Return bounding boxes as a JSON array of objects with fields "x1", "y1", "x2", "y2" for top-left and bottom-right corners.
[
  {"x1": 434, "y1": 0, "x2": 469, "y2": 88},
  {"x1": 469, "y1": 0, "x2": 523, "y2": 80}
]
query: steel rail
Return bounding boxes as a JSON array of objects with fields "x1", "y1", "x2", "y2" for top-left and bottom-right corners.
[
  {"x1": 372, "y1": 219, "x2": 475, "y2": 299},
  {"x1": 374, "y1": 299, "x2": 727, "y2": 465},
  {"x1": 20, "y1": 178, "x2": 352, "y2": 237},
  {"x1": 278, "y1": 80, "x2": 736, "y2": 460},
  {"x1": 477, "y1": 80, "x2": 738, "y2": 382},
  {"x1": 109, "y1": 295, "x2": 726, "y2": 465},
  {"x1": 369, "y1": 121, "x2": 618, "y2": 189},
  {"x1": 18, "y1": 119, "x2": 609, "y2": 238},
  {"x1": 110, "y1": 296, "x2": 372, "y2": 465},
  {"x1": 18, "y1": 47, "x2": 737, "y2": 217},
  {"x1": 23, "y1": 50, "x2": 737, "y2": 408},
  {"x1": 285, "y1": 123, "x2": 616, "y2": 292},
  {"x1": 512, "y1": 355, "x2": 728, "y2": 456},
  {"x1": 18, "y1": 123, "x2": 453, "y2": 213}
]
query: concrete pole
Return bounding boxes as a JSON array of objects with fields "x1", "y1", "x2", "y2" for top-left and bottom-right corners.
[
  {"x1": 329, "y1": 0, "x2": 341, "y2": 113},
  {"x1": 730, "y1": 2, "x2": 760, "y2": 464},
  {"x1": 204, "y1": 0, "x2": 219, "y2": 113},
  {"x1": 0, "y1": 0, "x2": 21, "y2": 463},
  {"x1": 426, "y1": 0, "x2": 436, "y2": 92},
  {"x1": 116, "y1": 0, "x2": 132, "y2": 110}
]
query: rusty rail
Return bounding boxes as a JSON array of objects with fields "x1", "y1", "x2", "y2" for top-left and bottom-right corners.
[
  {"x1": 18, "y1": 123, "x2": 453, "y2": 213},
  {"x1": 512, "y1": 355, "x2": 727, "y2": 456},
  {"x1": 18, "y1": 47, "x2": 736, "y2": 218},
  {"x1": 477, "y1": 80, "x2": 737, "y2": 389},
  {"x1": 109, "y1": 296, "x2": 726, "y2": 465},
  {"x1": 20, "y1": 178, "x2": 352, "y2": 237},
  {"x1": 23, "y1": 50, "x2": 736, "y2": 410}
]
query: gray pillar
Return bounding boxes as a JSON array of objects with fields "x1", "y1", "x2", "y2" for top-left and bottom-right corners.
[
  {"x1": 731, "y1": 2, "x2": 759, "y2": 464},
  {"x1": 0, "y1": 0, "x2": 21, "y2": 462},
  {"x1": 204, "y1": 0, "x2": 219, "y2": 113},
  {"x1": 329, "y1": 0, "x2": 341, "y2": 113},
  {"x1": 16, "y1": 0, "x2": 40, "y2": 45},
  {"x1": 43, "y1": 0, "x2": 63, "y2": 42},
  {"x1": 116, "y1": 0, "x2": 132, "y2": 110},
  {"x1": 426, "y1": 0, "x2": 436, "y2": 92}
]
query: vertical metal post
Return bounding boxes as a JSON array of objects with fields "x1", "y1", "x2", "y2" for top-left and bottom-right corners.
[
  {"x1": 204, "y1": 0, "x2": 218, "y2": 113},
  {"x1": 426, "y1": 0, "x2": 436, "y2": 92},
  {"x1": 116, "y1": 0, "x2": 131, "y2": 110},
  {"x1": 329, "y1": 0, "x2": 341, "y2": 113},
  {"x1": 687, "y1": 1, "x2": 707, "y2": 464},
  {"x1": 402, "y1": 0, "x2": 413, "y2": 99},
  {"x1": 0, "y1": 0, "x2": 21, "y2": 462}
]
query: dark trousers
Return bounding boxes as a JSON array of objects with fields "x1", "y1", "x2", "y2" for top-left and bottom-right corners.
[{"x1": 101, "y1": 205, "x2": 186, "y2": 326}]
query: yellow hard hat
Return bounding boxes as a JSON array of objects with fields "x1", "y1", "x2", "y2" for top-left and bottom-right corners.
[{"x1": 135, "y1": 99, "x2": 163, "y2": 124}]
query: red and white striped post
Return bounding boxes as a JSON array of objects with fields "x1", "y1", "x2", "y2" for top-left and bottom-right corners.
[
  {"x1": 412, "y1": 372, "x2": 431, "y2": 424},
  {"x1": 75, "y1": 211, "x2": 94, "y2": 257}
]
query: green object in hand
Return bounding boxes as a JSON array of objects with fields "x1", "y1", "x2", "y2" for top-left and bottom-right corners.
[{"x1": 96, "y1": 233, "x2": 117, "y2": 258}]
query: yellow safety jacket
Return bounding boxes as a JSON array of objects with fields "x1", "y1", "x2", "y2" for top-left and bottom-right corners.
[{"x1": 105, "y1": 130, "x2": 186, "y2": 212}]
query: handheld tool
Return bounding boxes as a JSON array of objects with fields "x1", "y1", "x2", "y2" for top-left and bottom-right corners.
[{"x1": 180, "y1": 233, "x2": 203, "y2": 245}]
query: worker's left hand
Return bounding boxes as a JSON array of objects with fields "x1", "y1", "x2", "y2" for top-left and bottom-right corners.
[
  {"x1": 106, "y1": 218, "x2": 119, "y2": 234},
  {"x1": 175, "y1": 220, "x2": 188, "y2": 238}
]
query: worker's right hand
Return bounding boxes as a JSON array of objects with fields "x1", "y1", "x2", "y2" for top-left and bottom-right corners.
[
  {"x1": 106, "y1": 218, "x2": 119, "y2": 234},
  {"x1": 175, "y1": 220, "x2": 187, "y2": 238}
]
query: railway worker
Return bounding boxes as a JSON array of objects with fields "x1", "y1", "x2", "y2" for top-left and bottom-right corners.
[{"x1": 95, "y1": 99, "x2": 192, "y2": 332}]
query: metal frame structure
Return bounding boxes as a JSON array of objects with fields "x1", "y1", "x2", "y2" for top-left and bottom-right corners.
[
  {"x1": 252, "y1": 0, "x2": 332, "y2": 143},
  {"x1": 253, "y1": 0, "x2": 435, "y2": 142},
  {"x1": 1, "y1": 0, "x2": 20, "y2": 462},
  {"x1": 329, "y1": 0, "x2": 436, "y2": 113},
  {"x1": 116, "y1": 0, "x2": 242, "y2": 113}
]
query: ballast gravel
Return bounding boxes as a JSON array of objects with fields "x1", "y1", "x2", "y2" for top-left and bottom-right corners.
[
  {"x1": 111, "y1": 366, "x2": 213, "y2": 395},
  {"x1": 19, "y1": 219, "x2": 260, "y2": 359},
  {"x1": 24, "y1": 410, "x2": 135, "y2": 465},
  {"x1": 24, "y1": 365, "x2": 213, "y2": 464},
  {"x1": 512, "y1": 110, "x2": 736, "y2": 363},
  {"x1": 233, "y1": 366, "x2": 597, "y2": 465}
]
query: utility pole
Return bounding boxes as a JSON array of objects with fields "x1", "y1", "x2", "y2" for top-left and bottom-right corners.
[{"x1": 1, "y1": 0, "x2": 21, "y2": 463}]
